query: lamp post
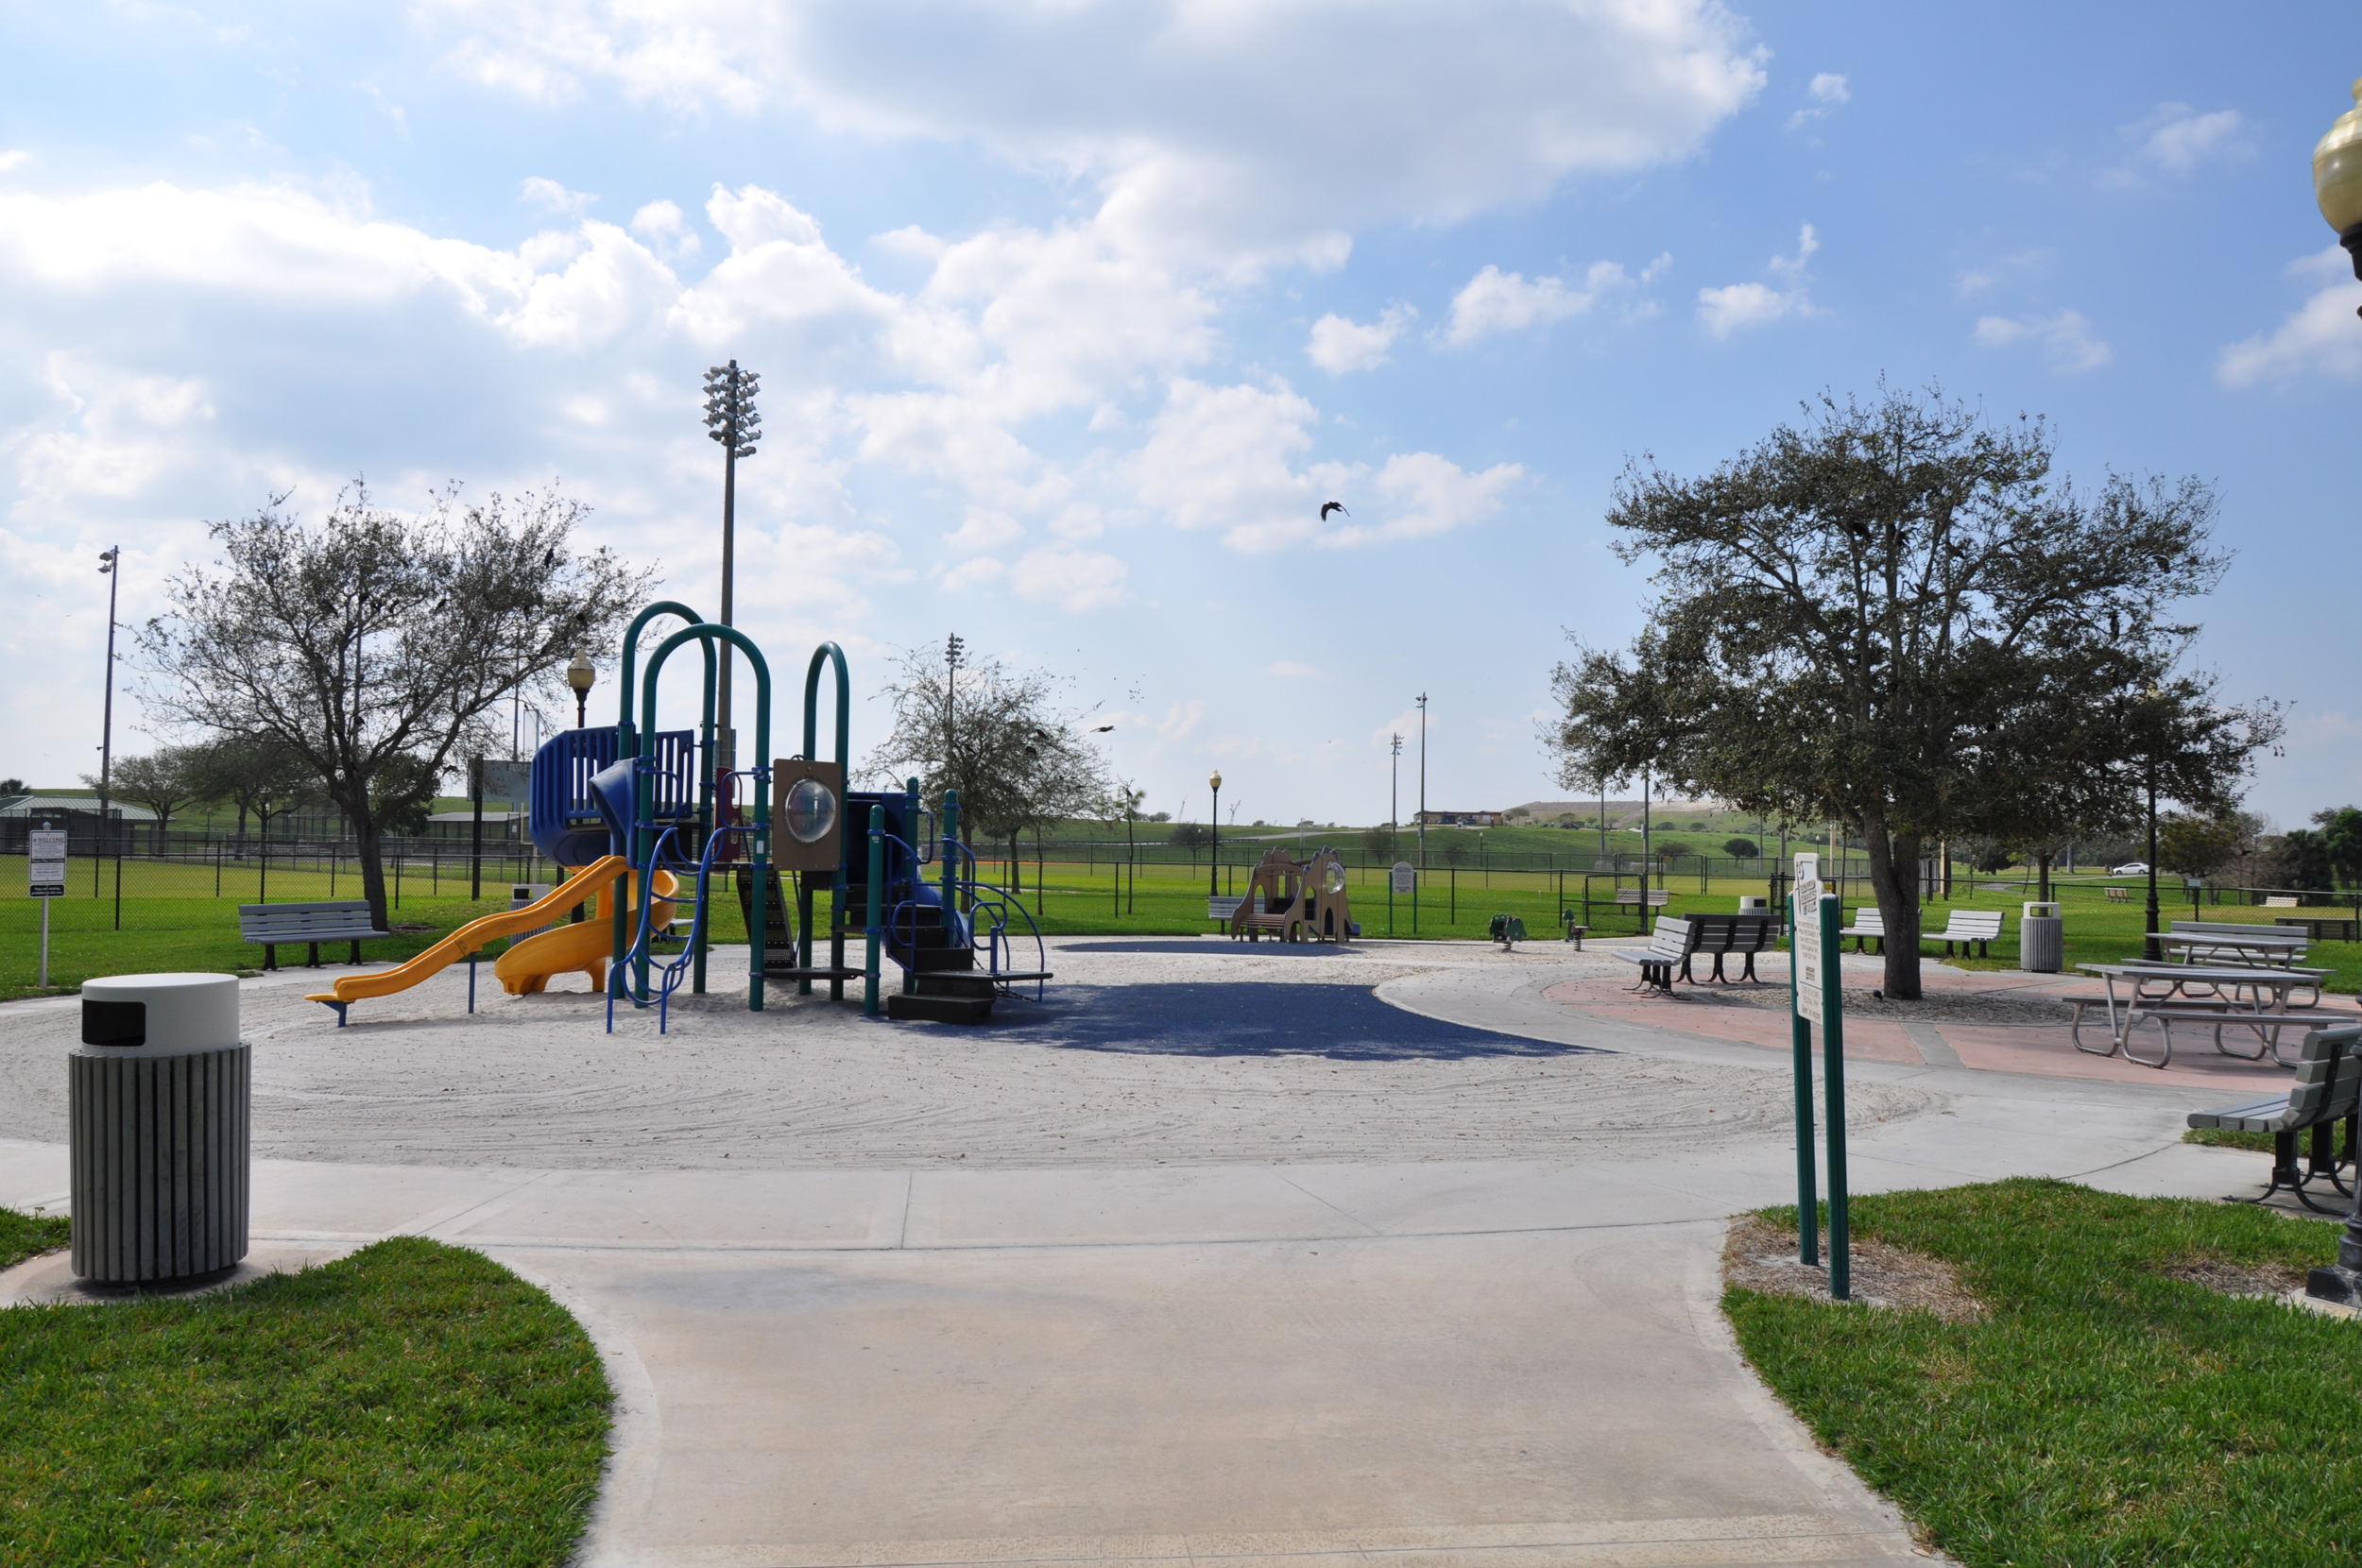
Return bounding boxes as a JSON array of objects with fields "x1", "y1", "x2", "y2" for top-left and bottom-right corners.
[
  {"x1": 95, "y1": 546, "x2": 120, "y2": 858},
  {"x1": 702, "y1": 360, "x2": 762, "y2": 773},
  {"x1": 2307, "y1": 73, "x2": 2362, "y2": 1313},
  {"x1": 567, "y1": 653, "x2": 594, "y2": 728},
  {"x1": 1207, "y1": 769, "x2": 1222, "y2": 895},
  {"x1": 1390, "y1": 733, "x2": 1402, "y2": 859}
]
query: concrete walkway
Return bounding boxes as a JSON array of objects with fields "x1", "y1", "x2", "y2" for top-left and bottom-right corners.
[{"x1": 0, "y1": 938, "x2": 2304, "y2": 1568}]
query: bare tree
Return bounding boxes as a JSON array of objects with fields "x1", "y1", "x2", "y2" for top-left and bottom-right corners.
[
  {"x1": 140, "y1": 481, "x2": 649, "y2": 926},
  {"x1": 83, "y1": 747, "x2": 205, "y2": 846},
  {"x1": 865, "y1": 645, "x2": 1110, "y2": 887}
]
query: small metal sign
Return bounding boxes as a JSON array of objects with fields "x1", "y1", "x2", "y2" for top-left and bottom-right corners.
[
  {"x1": 1791, "y1": 852, "x2": 1824, "y2": 1025},
  {"x1": 27, "y1": 827, "x2": 66, "y2": 897},
  {"x1": 1390, "y1": 861, "x2": 1416, "y2": 895}
]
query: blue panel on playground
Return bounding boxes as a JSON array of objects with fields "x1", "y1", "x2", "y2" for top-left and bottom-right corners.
[
  {"x1": 978, "y1": 981, "x2": 1606, "y2": 1062},
  {"x1": 530, "y1": 728, "x2": 699, "y2": 863}
]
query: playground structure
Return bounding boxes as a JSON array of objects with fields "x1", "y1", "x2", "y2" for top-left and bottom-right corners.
[
  {"x1": 1224, "y1": 846, "x2": 1360, "y2": 944},
  {"x1": 303, "y1": 599, "x2": 1056, "y2": 1029}
]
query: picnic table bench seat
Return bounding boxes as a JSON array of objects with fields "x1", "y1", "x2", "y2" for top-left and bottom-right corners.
[
  {"x1": 238, "y1": 900, "x2": 390, "y2": 970},
  {"x1": 2165, "y1": 920, "x2": 2310, "y2": 967},
  {"x1": 2187, "y1": 1022, "x2": 2361, "y2": 1211}
]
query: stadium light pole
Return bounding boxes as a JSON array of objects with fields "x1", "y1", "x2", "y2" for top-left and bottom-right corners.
[
  {"x1": 1390, "y1": 733, "x2": 1402, "y2": 860},
  {"x1": 2305, "y1": 74, "x2": 2362, "y2": 1311},
  {"x1": 96, "y1": 546, "x2": 121, "y2": 856},
  {"x1": 702, "y1": 360, "x2": 762, "y2": 774},
  {"x1": 1415, "y1": 692, "x2": 1428, "y2": 868}
]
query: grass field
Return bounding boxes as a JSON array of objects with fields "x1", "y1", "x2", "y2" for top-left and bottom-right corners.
[
  {"x1": 1726, "y1": 1182, "x2": 2359, "y2": 1567},
  {"x1": 0, "y1": 1229, "x2": 610, "y2": 1566},
  {"x1": 7, "y1": 849, "x2": 2356, "y2": 1001}
]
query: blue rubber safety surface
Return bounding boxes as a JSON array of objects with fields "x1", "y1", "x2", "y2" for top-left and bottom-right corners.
[{"x1": 977, "y1": 981, "x2": 1608, "y2": 1062}]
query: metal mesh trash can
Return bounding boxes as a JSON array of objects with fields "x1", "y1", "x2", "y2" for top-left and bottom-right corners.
[
  {"x1": 2021, "y1": 902, "x2": 2063, "y2": 974},
  {"x1": 70, "y1": 973, "x2": 249, "y2": 1284}
]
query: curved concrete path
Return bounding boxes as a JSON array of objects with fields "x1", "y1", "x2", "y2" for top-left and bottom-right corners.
[{"x1": 0, "y1": 936, "x2": 2293, "y2": 1568}]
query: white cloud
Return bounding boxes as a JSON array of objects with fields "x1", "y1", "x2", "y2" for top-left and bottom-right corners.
[
  {"x1": 0, "y1": 149, "x2": 32, "y2": 173},
  {"x1": 1444, "y1": 260, "x2": 1652, "y2": 347},
  {"x1": 944, "y1": 507, "x2": 1024, "y2": 554},
  {"x1": 2127, "y1": 103, "x2": 2250, "y2": 175},
  {"x1": 1786, "y1": 72, "x2": 1849, "y2": 129},
  {"x1": 1971, "y1": 309, "x2": 2113, "y2": 374},
  {"x1": 1009, "y1": 548, "x2": 1128, "y2": 612},
  {"x1": 520, "y1": 175, "x2": 597, "y2": 216},
  {"x1": 1697, "y1": 224, "x2": 1818, "y2": 337},
  {"x1": 1306, "y1": 305, "x2": 1413, "y2": 373},
  {"x1": 1323, "y1": 452, "x2": 1522, "y2": 547},
  {"x1": 2218, "y1": 248, "x2": 2362, "y2": 385},
  {"x1": 417, "y1": 0, "x2": 1766, "y2": 267},
  {"x1": 627, "y1": 198, "x2": 700, "y2": 261}
]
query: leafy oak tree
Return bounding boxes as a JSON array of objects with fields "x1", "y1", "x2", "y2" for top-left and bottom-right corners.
[
  {"x1": 141, "y1": 482, "x2": 647, "y2": 928},
  {"x1": 1547, "y1": 386, "x2": 2278, "y2": 998}
]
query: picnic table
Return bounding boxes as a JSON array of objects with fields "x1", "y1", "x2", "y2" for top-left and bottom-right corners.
[
  {"x1": 2156, "y1": 929, "x2": 2309, "y2": 967},
  {"x1": 2072, "y1": 962, "x2": 2344, "y2": 1068}
]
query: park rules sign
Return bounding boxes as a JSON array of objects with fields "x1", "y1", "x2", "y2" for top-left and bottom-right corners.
[
  {"x1": 1791, "y1": 852, "x2": 1824, "y2": 1025},
  {"x1": 27, "y1": 827, "x2": 66, "y2": 898}
]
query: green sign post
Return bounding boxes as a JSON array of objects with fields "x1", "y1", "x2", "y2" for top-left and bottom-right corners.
[{"x1": 1789, "y1": 852, "x2": 1850, "y2": 1299}]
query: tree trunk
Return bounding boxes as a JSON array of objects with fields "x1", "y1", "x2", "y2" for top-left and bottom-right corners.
[
  {"x1": 2037, "y1": 850, "x2": 2053, "y2": 903},
  {"x1": 1862, "y1": 811, "x2": 1925, "y2": 999},
  {"x1": 349, "y1": 801, "x2": 391, "y2": 929}
]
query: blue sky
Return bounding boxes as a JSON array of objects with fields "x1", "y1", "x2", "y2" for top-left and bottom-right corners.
[{"x1": 3, "y1": 1, "x2": 2358, "y2": 830}]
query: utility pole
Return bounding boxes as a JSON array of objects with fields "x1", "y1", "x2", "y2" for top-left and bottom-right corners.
[
  {"x1": 96, "y1": 546, "x2": 121, "y2": 857},
  {"x1": 945, "y1": 632, "x2": 964, "y2": 783},
  {"x1": 702, "y1": 361, "x2": 762, "y2": 775},
  {"x1": 1415, "y1": 692, "x2": 1428, "y2": 868}
]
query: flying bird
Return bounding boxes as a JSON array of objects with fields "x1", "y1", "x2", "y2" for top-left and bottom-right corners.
[
  {"x1": 1090, "y1": 724, "x2": 1115, "y2": 733},
  {"x1": 1319, "y1": 502, "x2": 1347, "y2": 521}
]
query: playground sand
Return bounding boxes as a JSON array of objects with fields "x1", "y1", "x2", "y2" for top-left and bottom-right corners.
[{"x1": 0, "y1": 937, "x2": 1928, "y2": 1170}]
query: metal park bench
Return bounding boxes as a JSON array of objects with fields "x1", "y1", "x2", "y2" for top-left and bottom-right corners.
[
  {"x1": 1208, "y1": 895, "x2": 1245, "y2": 927},
  {"x1": 238, "y1": 900, "x2": 390, "y2": 970},
  {"x1": 2165, "y1": 920, "x2": 2309, "y2": 968},
  {"x1": 2187, "y1": 1023, "x2": 2361, "y2": 1211},
  {"x1": 1928, "y1": 908, "x2": 2004, "y2": 959},
  {"x1": 1838, "y1": 907, "x2": 1885, "y2": 953},
  {"x1": 1615, "y1": 917, "x2": 1700, "y2": 993},
  {"x1": 1690, "y1": 912, "x2": 1780, "y2": 982}
]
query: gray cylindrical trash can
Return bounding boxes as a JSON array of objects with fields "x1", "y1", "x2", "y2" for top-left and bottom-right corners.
[
  {"x1": 2020, "y1": 902, "x2": 2062, "y2": 974},
  {"x1": 71, "y1": 973, "x2": 249, "y2": 1283}
]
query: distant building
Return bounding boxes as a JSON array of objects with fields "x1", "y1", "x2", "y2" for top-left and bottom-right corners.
[
  {"x1": 0, "y1": 794, "x2": 158, "y2": 852},
  {"x1": 1413, "y1": 810, "x2": 1504, "y2": 827},
  {"x1": 426, "y1": 810, "x2": 524, "y2": 843}
]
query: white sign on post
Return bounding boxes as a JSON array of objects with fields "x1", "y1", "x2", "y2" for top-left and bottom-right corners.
[
  {"x1": 27, "y1": 827, "x2": 67, "y2": 898},
  {"x1": 1791, "y1": 851, "x2": 1824, "y2": 1025},
  {"x1": 1391, "y1": 861, "x2": 1417, "y2": 895}
]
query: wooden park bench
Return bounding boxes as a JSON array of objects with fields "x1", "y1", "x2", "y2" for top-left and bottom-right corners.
[
  {"x1": 1614, "y1": 916, "x2": 1701, "y2": 993},
  {"x1": 1838, "y1": 907, "x2": 1885, "y2": 953},
  {"x1": 1927, "y1": 908, "x2": 2004, "y2": 958},
  {"x1": 239, "y1": 900, "x2": 390, "y2": 970},
  {"x1": 2106, "y1": 887, "x2": 2129, "y2": 903},
  {"x1": 1613, "y1": 886, "x2": 1671, "y2": 931},
  {"x1": 1689, "y1": 912, "x2": 1781, "y2": 982},
  {"x1": 2265, "y1": 895, "x2": 2301, "y2": 908},
  {"x1": 2187, "y1": 1022, "x2": 2361, "y2": 1211}
]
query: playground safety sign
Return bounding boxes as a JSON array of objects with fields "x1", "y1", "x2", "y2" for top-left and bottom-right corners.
[
  {"x1": 1790, "y1": 852, "x2": 1823, "y2": 1025},
  {"x1": 27, "y1": 828, "x2": 65, "y2": 898}
]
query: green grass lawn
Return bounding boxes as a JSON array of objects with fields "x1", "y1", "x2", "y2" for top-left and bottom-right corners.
[
  {"x1": 0, "y1": 1207, "x2": 69, "y2": 1270},
  {"x1": 10, "y1": 850, "x2": 2356, "y2": 1000},
  {"x1": 0, "y1": 1229, "x2": 610, "y2": 1565},
  {"x1": 1726, "y1": 1181, "x2": 2361, "y2": 1566}
]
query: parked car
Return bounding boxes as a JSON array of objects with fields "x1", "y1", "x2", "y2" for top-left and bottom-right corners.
[{"x1": 2111, "y1": 861, "x2": 2150, "y2": 876}]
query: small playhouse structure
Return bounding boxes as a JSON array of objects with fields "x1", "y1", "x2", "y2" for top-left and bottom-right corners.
[{"x1": 1226, "y1": 846, "x2": 1360, "y2": 943}]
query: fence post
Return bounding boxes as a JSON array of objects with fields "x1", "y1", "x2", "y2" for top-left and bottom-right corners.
[{"x1": 113, "y1": 851, "x2": 123, "y2": 931}]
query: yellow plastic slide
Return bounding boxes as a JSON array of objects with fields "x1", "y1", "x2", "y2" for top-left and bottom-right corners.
[{"x1": 305, "y1": 856, "x2": 676, "y2": 1012}]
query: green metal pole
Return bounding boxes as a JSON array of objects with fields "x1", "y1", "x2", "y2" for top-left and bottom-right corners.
[
  {"x1": 612, "y1": 600, "x2": 707, "y2": 1000},
  {"x1": 1821, "y1": 891, "x2": 1849, "y2": 1300},
  {"x1": 941, "y1": 788, "x2": 961, "y2": 919},
  {"x1": 1790, "y1": 885, "x2": 1817, "y2": 1268},
  {"x1": 864, "y1": 804, "x2": 884, "y2": 1016},
  {"x1": 802, "y1": 642, "x2": 851, "y2": 997},
  {"x1": 903, "y1": 777, "x2": 921, "y2": 997}
]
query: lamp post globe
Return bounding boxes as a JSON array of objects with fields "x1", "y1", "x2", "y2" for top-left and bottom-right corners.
[
  {"x1": 2306, "y1": 71, "x2": 2362, "y2": 1312},
  {"x1": 1207, "y1": 769, "x2": 1223, "y2": 896},
  {"x1": 2316, "y1": 76, "x2": 2362, "y2": 287},
  {"x1": 566, "y1": 653, "x2": 595, "y2": 728}
]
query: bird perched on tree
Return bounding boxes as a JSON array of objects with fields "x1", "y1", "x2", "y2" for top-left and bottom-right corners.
[{"x1": 1320, "y1": 501, "x2": 1347, "y2": 521}]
